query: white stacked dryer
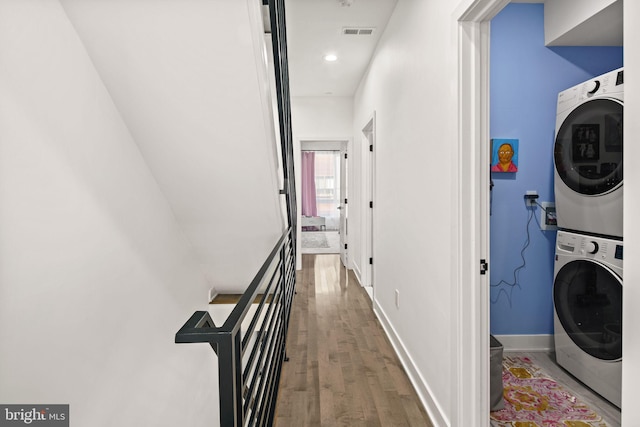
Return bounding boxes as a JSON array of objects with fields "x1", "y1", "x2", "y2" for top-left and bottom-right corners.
[
  {"x1": 553, "y1": 68, "x2": 624, "y2": 408},
  {"x1": 553, "y1": 67, "x2": 623, "y2": 238}
]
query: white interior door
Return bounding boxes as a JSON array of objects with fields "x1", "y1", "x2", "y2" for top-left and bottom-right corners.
[
  {"x1": 339, "y1": 147, "x2": 348, "y2": 266},
  {"x1": 362, "y1": 114, "x2": 375, "y2": 295}
]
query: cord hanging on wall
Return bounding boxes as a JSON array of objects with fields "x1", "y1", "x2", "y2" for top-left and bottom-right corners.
[{"x1": 490, "y1": 198, "x2": 535, "y2": 307}]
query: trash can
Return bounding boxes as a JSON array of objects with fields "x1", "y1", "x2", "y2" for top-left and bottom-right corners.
[{"x1": 490, "y1": 335, "x2": 504, "y2": 411}]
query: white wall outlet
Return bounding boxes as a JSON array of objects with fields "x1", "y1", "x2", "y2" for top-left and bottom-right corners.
[{"x1": 395, "y1": 289, "x2": 400, "y2": 308}]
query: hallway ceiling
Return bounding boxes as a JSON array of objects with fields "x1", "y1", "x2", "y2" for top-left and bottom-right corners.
[
  {"x1": 284, "y1": 0, "x2": 398, "y2": 97},
  {"x1": 283, "y1": 0, "x2": 623, "y2": 97}
]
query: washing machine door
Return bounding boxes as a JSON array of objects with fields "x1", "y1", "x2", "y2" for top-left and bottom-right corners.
[
  {"x1": 554, "y1": 259, "x2": 622, "y2": 360},
  {"x1": 554, "y1": 98, "x2": 623, "y2": 196}
]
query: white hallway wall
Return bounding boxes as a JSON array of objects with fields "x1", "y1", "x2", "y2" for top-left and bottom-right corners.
[
  {"x1": 352, "y1": 0, "x2": 459, "y2": 423},
  {"x1": 623, "y1": 0, "x2": 640, "y2": 424},
  {"x1": 291, "y1": 96, "x2": 354, "y2": 270},
  {"x1": 0, "y1": 2, "x2": 218, "y2": 426}
]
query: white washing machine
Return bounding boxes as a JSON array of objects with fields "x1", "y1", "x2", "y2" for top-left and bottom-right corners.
[
  {"x1": 554, "y1": 68, "x2": 623, "y2": 238},
  {"x1": 553, "y1": 230, "x2": 622, "y2": 408}
]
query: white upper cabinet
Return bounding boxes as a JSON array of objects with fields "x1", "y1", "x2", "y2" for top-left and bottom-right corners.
[{"x1": 544, "y1": 0, "x2": 622, "y2": 46}]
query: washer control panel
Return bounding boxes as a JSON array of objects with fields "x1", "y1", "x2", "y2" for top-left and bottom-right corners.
[{"x1": 556, "y1": 230, "x2": 623, "y2": 269}]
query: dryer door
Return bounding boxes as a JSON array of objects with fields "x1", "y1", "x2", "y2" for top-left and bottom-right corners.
[
  {"x1": 554, "y1": 259, "x2": 622, "y2": 360},
  {"x1": 554, "y1": 98, "x2": 623, "y2": 196}
]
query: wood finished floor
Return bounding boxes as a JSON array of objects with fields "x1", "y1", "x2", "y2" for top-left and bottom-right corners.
[{"x1": 275, "y1": 254, "x2": 433, "y2": 427}]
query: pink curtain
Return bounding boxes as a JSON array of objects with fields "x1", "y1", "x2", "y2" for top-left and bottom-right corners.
[{"x1": 301, "y1": 151, "x2": 317, "y2": 217}]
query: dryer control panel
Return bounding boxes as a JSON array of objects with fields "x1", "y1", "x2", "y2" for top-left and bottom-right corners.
[
  {"x1": 581, "y1": 68, "x2": 624, "y2": 99},
  {"x1": 556, "y1": 67, "x2": 624, "y2": 114}
]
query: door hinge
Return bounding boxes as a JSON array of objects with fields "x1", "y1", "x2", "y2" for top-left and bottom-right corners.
[
  {"x1": 369, "y1": 144, "x2": 373, "y2": 152},
  {"x1": 344, "y1": 198, "x2": 348, "y2": 204},
  {"x1": 344, "y1": 243, "x2": 348, "y2": 250},
  {"x1": 369, "y1": 257, "x2": 373, "y2": 265},
  {"x1": 344, "y1": 153, "x2": 348, "y2": 159},
  {"x1": 480, "y1": 259, "x2": 488, "y2": 275},
  {"x1": 369, "y1": 201, "x2": 373, "y2": 209}
]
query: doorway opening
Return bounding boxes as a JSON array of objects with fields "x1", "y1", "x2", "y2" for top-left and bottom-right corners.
[
  {"x1": 300, "y1": 149, "x2": 343, "y2": 254},
  {"x1": 298, "y1": 139, "x2": 349, "y2": 267}
]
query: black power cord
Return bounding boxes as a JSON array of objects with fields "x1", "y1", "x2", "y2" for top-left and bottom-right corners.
[{"x1": 490, "y1": 199, "x2": 535, "y2": 306}]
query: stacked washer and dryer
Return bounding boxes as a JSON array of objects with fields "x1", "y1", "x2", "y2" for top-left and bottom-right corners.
[{"x1": 553, "y1": 67, "x2": 624, "y2": 408}]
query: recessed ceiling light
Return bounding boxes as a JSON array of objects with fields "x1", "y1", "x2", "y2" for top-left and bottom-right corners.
[{"x1": 324, "y1": 54, "x2": 338, "y2": 62}]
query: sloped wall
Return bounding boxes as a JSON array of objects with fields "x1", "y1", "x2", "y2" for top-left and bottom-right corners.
[
  {"x1": 0, "y1": 1, "x2": 218, "y2": 425},
  {"x1": 0, "y1": 0, "x2": 284, "y2": 425},
  {"x1": 60, "y1": 0, "x2": 285, "y2": 294}
]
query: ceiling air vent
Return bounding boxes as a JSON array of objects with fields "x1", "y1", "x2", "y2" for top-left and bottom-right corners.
[{"x1": 342, "y1": 27, "x2": 375, "y2": 36}]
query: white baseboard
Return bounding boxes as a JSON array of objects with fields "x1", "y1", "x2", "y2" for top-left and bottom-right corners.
[
  {"x1": 353, "y1": 263, "x2": 362, "y2": 286},
  {"x1": 493, "y1": 334, "x2": 554, "y2": 352},
  {"x1": 373, "y1": 300, "x2": 448, "y2": 427}
]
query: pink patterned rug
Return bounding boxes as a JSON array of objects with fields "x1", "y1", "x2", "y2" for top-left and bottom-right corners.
[{"x1": 490, "y1": 355, "x2": 608, "y2": 427}]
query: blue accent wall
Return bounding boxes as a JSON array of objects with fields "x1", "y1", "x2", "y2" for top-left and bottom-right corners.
[{"x1": 489, "y1": 3, "x2": 623, "y2": 335}]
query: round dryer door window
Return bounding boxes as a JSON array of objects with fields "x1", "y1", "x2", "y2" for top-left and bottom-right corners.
[
  {"x1": 554, "y1": 98, "x2": 623, "y2": 196},
  {"x1": 554, "y1": 259, "x2": 622, "y2": 360}
]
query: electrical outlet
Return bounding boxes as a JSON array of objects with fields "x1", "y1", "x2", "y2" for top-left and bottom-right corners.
[
  {"x1": 524, "y1": 190, "x2": 539, "y2": 206},
  {"x1": 395, "y1": 289, "x2": 400, "y2": 308}
]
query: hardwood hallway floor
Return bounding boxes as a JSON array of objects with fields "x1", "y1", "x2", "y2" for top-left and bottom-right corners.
[{"x1": 275, "y1": 254, "x2": 433, "y2": 427}]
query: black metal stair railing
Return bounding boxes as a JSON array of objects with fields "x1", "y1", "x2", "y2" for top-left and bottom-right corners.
[
  {"x1": 175, "y1": 228, "x2": 295, "y2": 426},
  {"x1": 267, "y1": 0, "x2": 297, "y2": 238},
  {"x1": 175, "y1": 0, "x2": 296, "y2": 425}
]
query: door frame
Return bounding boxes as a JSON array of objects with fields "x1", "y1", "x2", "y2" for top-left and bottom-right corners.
[
  {"x1": 361, "y1": 113, "x2": 376, "y2": 297},
  {"x1": 456, "y1": 0, "x2": 509, "y2": 424},
  {"x1": 295, "y1": 138, "x2": 351, "y2": 269}
]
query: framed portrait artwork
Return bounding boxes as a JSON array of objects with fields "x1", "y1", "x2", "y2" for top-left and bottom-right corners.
[{"x1": 491, "y1": 139, "x2": 519, "y2": 173}]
